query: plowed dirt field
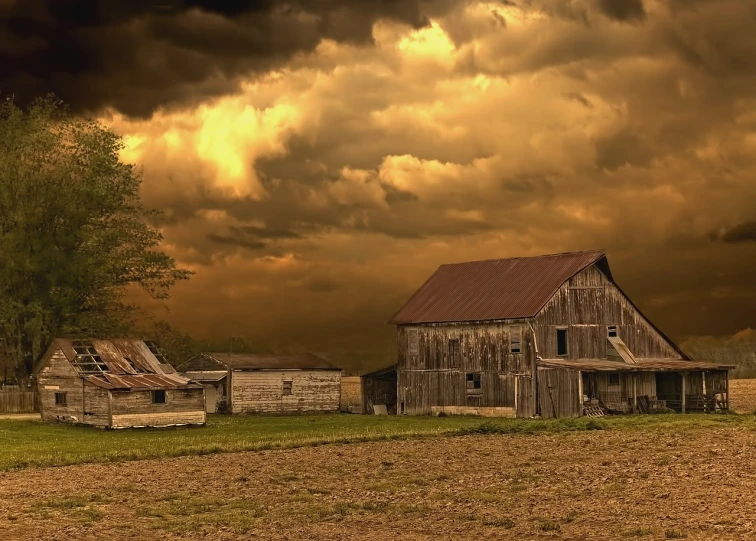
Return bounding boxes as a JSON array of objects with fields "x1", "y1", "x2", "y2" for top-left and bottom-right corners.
[{"x1": 2, "y1": 422, "x2": 756, "y2": 540}]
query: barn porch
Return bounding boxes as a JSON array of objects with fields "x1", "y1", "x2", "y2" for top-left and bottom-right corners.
[
  {"x1": 361, "y1": 365, "x2": 397, "y2": 415},
  {"x1": 537, "y1": 358, "x2": 735, "y2": 418}
]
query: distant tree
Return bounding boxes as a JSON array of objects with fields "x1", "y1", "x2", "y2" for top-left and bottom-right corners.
[
  {"x1": 142, "y1": 319, "x2": 202, "y2": 368},
  {"x1": 682, "y1": 332, "x2": 756, "y2": 379},
  {"x1": 0, "y1": 95, "x2": 192, "y2": 379}
]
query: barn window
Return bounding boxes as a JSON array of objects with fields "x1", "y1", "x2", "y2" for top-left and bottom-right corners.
[
  {"x1": 608, "y1": 373, "x2": 620, "y2": 386},
  {"x1": 510, "y1": 326, "x2": 522, "y2": 354},
  {"x1": 466, "y1": 373, "x2": 482, "y2": 395},
  {"x1": 282, "y1": 380, "x2": 293, "y2": 395},
  {"x1": 54, "y1": 392, "x2": 67, "y2": 406},
  {"x1": 607, "y1": 326, "x2": 618, "y2": 338},
  {"x1": 151, "y1": 390, "x2": 167, "y2": 404},
  {"x1": 408, "y1": 329, "x2": 419, "y2": 356},
  {"x1": 448, "y1": 339, "x2": 461, "y2": 368},
  {"x1": 556, "y1": 328, "x2": 568, "y2": 356}
]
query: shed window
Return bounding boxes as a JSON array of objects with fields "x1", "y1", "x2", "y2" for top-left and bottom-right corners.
[
  {"x1": 54, "y1": 392, "x2": 67, "y2": 406},
  {"x1": 607, "y1": 326, "x2": 618, "y2": 338},
  {"x1": 408, "y1": 329, "x2": 419, "y2": 356},
  {"x1": 608, "y1": 373, "x2": 620, "y2": 386},
  {"x1": 282, "y1": 380, "x2": 293, "y2": 396},
  {"x1": 151, "y1": 390, "x2": 167, "y2": 404},
  {"x1": 510, "y1": 326, "x2": 521, "y2": 354},
  {"x1": 466, "y1": 373, "x2": 482, "y2": 395},
  {"x1": 448, "y1": 339, "x2": 461, "y2": 368},
  {"x1": 556, "y1": 328, "x2": 568, "y2": 357}
]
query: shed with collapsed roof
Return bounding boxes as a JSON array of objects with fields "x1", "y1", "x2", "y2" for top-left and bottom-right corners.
[{"x1": 34, "y1": 338, "x2": 206, "y2": 428}]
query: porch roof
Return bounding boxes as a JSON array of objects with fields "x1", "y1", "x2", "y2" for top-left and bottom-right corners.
[{"x1": 537, "y1": 358, "x2": 735, "y2": 373}]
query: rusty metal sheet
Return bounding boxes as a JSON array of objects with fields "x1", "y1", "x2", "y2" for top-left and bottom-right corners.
[
  {"x1": 53, "y1": 338, "x2": 173, "y2": 375},
  {"x1": 537, "y1": 358, "x2": 735, "y2": 372},
  {"x1": 86, "y1": 373, "x2": 201, "y2": 390},
  {"x1": 387, "y1": 250, "x2": 607, "y2": 325},
  {"x1": 202, "y1": 352, "x2": 341, "y2": 371}
]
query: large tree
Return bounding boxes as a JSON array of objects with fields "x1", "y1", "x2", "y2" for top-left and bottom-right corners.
[{"x1": 0, "y1": 95, "x2": 192, "y2": 380}]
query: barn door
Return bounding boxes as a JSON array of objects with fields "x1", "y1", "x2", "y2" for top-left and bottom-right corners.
[{"x1": 515, "y1": 375, "x2": 534, "y2": 418}]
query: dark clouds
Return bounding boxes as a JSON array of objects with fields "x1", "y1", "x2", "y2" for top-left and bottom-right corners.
[
  {"x1": 7, "y1": 0, "x2": 756, "y2": 359},
  {"x1": 0, "y1": 0, "x2": 443, "y2": 117},
  {"x1": 711, "y1": 221, "x2": 756, "y2": 244},
  {"x1": 596, "y1": 0, "x2": 645, "y2": 23}
]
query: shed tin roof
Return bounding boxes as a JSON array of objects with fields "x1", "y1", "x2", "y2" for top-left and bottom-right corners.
[
  {"x1": 33, "y1": 338, "x2": 199, "y2": 390},
  {"x1": 388, "y1": 250, "x2": 608, "y2": 325},
  {"x1": 201, "y1": 352, "x2": 341, "y2": 371}
]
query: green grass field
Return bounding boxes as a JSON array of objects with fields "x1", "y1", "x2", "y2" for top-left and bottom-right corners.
[{"x1": 0, "y1": 412, "x2": 750, "y2": 472}]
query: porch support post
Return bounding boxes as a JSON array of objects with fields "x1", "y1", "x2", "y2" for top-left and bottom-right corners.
[
  {"x1": 632, "y1": 373, "x2": 637, "y2": 414},
  {"x1": 681, "y1": 372, "x2": 687, "y2": 414},
  {"x1": 725, "y1": 370, "x2": 730, "y2": 412},
  {"x1": 578, "y1": 371, "x2": 583, "y2": 416}
]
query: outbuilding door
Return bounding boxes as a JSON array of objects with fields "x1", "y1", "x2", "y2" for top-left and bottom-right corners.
[{"x1": 206, "y1": 385, "x2": 217, "y2": 414}]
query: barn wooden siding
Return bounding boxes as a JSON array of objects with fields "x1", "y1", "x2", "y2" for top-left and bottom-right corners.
[
  {"x1": 37, "y1": 348, "x2": 84, "y2": 423},
  {"x1": 229, "y1": 370, "x2": 341, "y2": 414},
  {"x1": 537, "y1": 368, "x2": 581, "y2": 418},
  {"x1": 536, "y1": 265, "x2": 681, "y2": 360},
  {"x1": 83, "y1": 384, "x2": 110, "y2": 427},
  {"x1": 397, "y1": 322, "x2": 536, "y2": 416},
  {"x1": 110, "y1": 388, "x2": 206, "y2": 428}
]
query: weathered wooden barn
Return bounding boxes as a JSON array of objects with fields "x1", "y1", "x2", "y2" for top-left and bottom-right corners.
[
  {"x1": 34, "y1": 339, "x2": 206, "y2": 428},
  {"x1": 179, "y1": 353, "x2": 342, "y2": 414},
  {"x1": 387, "y1": 250, "x2": 735, "y2": 418}
]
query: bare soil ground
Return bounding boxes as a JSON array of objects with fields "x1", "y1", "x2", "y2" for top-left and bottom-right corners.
[
  {"x1": 2, "y1": 423, "x2": 756, "y2": 541},
  {"x1": 729, "y1": 378, "x2": 756, "y2": 413}
]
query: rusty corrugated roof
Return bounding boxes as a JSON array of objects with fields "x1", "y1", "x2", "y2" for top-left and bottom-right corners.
[
  {"x1": 55, "y1": 338, "x2": 166, "y2": 375},
  {"x1": 202, "y1": 352, "x2": 341, "y2": 371},
  {"x1": 388, "y1": 250, "x2": 607, "y2": 324},
  {"x1": 86, "y1": 372, "x2": 201, "y2": 390},
  {"x1": 537, "y1": 358, "x2": 735, "y2": 372}
]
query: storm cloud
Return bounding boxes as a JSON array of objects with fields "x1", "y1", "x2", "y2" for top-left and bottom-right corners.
[
  {"x1": 4, "y1": 0, "x2": 756, "y2": 362},
  {"x1": 0, "y1": 0, "x2": 446, "y2": 117}
]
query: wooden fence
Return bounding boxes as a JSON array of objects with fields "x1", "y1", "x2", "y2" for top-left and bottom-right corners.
[{"x1": 0, "y1": 391, "x2": 39, "y2": 414}]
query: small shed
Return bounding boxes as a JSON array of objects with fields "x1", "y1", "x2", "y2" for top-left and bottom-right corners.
[
  {"x1": 179, "y1": 352, "x2": 342, "y2": 414},
  {"x1": 182, "y1": 371, "x2": 228, "y2": 413},
  {"x1": 361, "y1": 365, "x2": 397, "y2": 414},
  {"x1": 34, "y1": 338, "x2": 206, "y2": 428}
]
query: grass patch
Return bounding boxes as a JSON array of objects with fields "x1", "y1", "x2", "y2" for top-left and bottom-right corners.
[
  {"x1": 0, "y1": 413, "x2": 751, "y2": 472},
  {"x1": 665, "y1": 530, "x2": 687, "y2": 539},
  {"x1": 537, "y1": 519, "x2": 562, "y2": 532}
]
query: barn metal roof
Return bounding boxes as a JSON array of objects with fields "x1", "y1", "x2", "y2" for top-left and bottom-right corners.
[
  {"x1": 85, "y1": 373, "x2": 201, "y2": 390},
  {"x1": 201, "y1": 352, "x2": 341, "y2": 371},
  {"x1": 537, "y1": 358, "x2": 735, "y2": 372},
  {"x1": 387, "y1": 250, "x2": 607, "y2": 324}
]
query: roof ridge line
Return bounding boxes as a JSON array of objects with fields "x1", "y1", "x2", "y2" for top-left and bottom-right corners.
[{"x1": 438, "y1": 249, "x2": 606, "y2": 267}]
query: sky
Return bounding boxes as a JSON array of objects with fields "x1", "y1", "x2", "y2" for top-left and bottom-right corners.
[{"x1": 2, "y1": 0, "x2": 756, "y2": 362}]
